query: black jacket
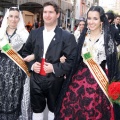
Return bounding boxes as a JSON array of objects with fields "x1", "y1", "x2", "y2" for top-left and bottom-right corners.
[
  {"x1": 22, "y1": 26, "x2": 77, "y2": 80},
  {"x1": 111, "y1": 24, "x2": 120, "y2": 46}
]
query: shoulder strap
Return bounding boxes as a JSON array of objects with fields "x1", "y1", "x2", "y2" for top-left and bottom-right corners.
[
  {"x1": 83, "y1": 52, "x2": 112, "y2": 105},
  {"x1": 0, "y1": 35, "x2": 30, "y2": 76}
]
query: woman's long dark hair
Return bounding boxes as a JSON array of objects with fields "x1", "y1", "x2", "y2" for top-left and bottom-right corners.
[{"x1": 54, "y1": 6, "x2": 120, "y2": 119}]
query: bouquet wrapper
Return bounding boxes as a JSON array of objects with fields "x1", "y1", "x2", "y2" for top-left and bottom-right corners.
[{"x1": 39, "y1": 58, "x2": 46, "y2": 76}]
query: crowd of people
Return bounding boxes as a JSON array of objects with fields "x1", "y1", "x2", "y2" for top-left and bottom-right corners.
[
  {"x1": 0, "y1": 1, "x2": 120, "y2": 120},
  {"x1": 25, "y1": 20, "x2": 42, "y2": 33}
]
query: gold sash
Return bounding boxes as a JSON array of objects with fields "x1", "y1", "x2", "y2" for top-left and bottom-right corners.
[
  {"x1": 0, "y1": 37, "x2": 30, "y2": 77},
  {"x1": 83, "y1": 52, "x2": 112, "y2": 105}
]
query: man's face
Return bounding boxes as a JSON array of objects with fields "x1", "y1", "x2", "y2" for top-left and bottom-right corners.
[
  {"x1": 43, "y1": 5, "x2": 59, "y2": 26},
  {"x1": 114, "y1": 17, "x2": 120, "y2": 25}
]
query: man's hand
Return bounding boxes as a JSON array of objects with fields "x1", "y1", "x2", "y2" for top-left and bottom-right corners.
[
  {"x1": 33, "y1": 62, "x2": 41, "y2": 73},
  {"x1": 23, "y1": 54, "x2": 35, "y2": 62},
  {"x1": 44, "y1": 62, "x2": 54, "y2": 74},
  {"x1": 60, "y1": 55, "x2": 66, "y2": 63}
]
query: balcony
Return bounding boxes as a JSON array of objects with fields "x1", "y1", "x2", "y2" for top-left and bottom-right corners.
[{"x1": 3, "y1": 0, "x2": 16, "y2": 4}]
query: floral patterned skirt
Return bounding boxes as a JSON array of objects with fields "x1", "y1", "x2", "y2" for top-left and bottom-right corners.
[
  {"x1": 0, "y1": 53, "x2": 26, "y2": 120},
  {"x1": 55, "y1": 64, "x2": 114, "y2": 120}
]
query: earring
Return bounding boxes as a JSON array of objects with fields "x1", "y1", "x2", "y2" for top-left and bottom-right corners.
[
  {"x1": 100, "y1": 23, "x2": 103, "y2": 34},
  {"x1": 87, "y1": 27, "x2": 90, "y2": 35},
  {"x1": 101, "y1": 29, "x2": 103, "y2": 34}
]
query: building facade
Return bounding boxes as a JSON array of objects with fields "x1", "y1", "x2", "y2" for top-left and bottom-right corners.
[
  {"x1": 99, "y1": 0, "x2": 120, "y2": 15},
  {"x1": 0, "y1": 0, "x2": 72, "y2": 27},
  {"x1": 74, "y1": 0, "x2": 98, "y2": 24},
  {"x1": 19, "y1": 0, "x2": 72, "y2": 26}
]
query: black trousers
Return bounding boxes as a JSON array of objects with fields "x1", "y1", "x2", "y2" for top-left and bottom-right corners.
[{"x1": 30, "y1": 73, "x2": 64, "y2": 113}]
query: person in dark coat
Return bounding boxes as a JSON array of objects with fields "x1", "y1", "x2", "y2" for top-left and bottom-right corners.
[
  {"x1": 22, "y1": 1, "x2": 77, "y2": 120},
  {"x1": 112, "y1": 15, "x2": 120, "y2": 34},
  {"x1": 106, "y1": 12, "x2": 120, "y2": 46}
]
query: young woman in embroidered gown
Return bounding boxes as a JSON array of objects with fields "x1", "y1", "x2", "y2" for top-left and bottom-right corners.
[
  {"x1": 0, "y1": 7, "x2": 30, "y2": 120},
  {"x1": 54, "y1": 6, "x2": 120, "y2": 120}
]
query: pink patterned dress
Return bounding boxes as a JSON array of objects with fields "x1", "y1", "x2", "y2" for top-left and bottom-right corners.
[
  {"x1": 55, "y1": 64, "x2": 114, "y2": 120},
  {"x1": 55, "y1": 35, "x2": 115, "y2": 120}
]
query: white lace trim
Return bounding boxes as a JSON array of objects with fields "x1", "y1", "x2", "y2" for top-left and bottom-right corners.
[
  {"x1": 82, "y1": 34, "x2": 106, "y2": 65},
  {"x1": 5, "y1": 33, "x2": 24, "y2": 52}
]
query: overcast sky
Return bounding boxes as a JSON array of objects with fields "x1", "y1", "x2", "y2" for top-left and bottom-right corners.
[{"x1": 99, "y1": 0, "x2": 115, "y2": 7}]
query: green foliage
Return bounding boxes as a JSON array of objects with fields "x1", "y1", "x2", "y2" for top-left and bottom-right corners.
[
  {"x1": 107, "y1": 10, "x2": 119, "y2": 15},
  {"x1": 107, "y1": 10, "x2": 114, "y2": 13}
]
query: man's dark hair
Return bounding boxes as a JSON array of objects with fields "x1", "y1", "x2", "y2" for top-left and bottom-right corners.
[
  {"x1": 114, "y1": 15, "x2": 120, "y2": 19},
  {"x1": 43, "y1": 1, "x2": 60, "y2": 14},
  {"x1": 105, "y1": 12, "x2": 114, "y2": 24}
]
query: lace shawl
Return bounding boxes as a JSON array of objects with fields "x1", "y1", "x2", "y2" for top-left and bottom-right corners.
[{"x1": 82, "y1": 34, "x2": 106, "y2": 65}]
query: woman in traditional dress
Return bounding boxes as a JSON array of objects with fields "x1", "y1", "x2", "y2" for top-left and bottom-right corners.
[
  {"x1": 0, "y1": 7, "x2": 30, "y2": 120},
  {"x1": 55, "y1": 6, "x2": 120, "y2": 120}
]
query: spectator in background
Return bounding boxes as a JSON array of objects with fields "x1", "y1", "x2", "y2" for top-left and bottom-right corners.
[
  {"x1": 113, "y1": 15, "x2": 120, "y2": 33},
  {"x1": 105, "y1": 12, "x2": 114, "y2": 24},
  {"x1": 27, "y1": 21, "x2": 32, "y2": 27},
  {"x1": 74, "y1": 19, "x2": 85, "y2": 43},
  {"x1": 26, "y1": 21, "x2": 33, "y2": 32},
  {"x1": 67, "y1": 22, "x2": 71, "y2": 32},
  {"x1": 25, "y1": 24, "x2": 32, "y2": 32},
  {"x1": 106, "y1": 12, "x2": 120, "y2": 48},
  {"x1": 38, "y1": 21, "x2": 41, "y2": 28},
  {"x1": 34, "y1": 20, "x2": 39, "y2": 29},
  {"x1": 74, "y1": 24, "x2": 78, "y2": 31}
]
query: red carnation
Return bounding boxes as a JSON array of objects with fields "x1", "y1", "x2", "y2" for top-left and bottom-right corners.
[{"x1": 108, "y1": 82, "x2": 120, "y2": 101}]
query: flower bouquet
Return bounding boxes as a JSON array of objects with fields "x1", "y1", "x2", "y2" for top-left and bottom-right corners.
[{"x1": 108, "y1": 81, "x2": 120, "y2": 105}]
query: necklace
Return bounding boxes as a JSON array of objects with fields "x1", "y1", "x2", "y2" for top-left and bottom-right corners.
[
  {"x1": 8, "y1": 26, "x2": 16, "y2": 30},
  {"x1": 83, "y1": 33, "x2": 103, "y2": 58},
  {"x1": 6, "y1": 29, "x2": 17, "y2": 43},
  {"x1": 89, "y1": 34, "x2": 103, "y2": 56},
  {"x1": 88, "y1": 32, "x2": 102, "y2": 42},
  {"x1": 82, "y1": 33, "x2": 106, "y2": 65}
]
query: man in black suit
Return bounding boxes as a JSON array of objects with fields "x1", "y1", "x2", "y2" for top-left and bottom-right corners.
[
  {"x1": 22, "y1": 1, "x2": 77, "y2": 120},
  {"x1": 114, "y1": 15, "x2": 120, "y2": 32},
  {"x1": 106, "y1": 12, "x2": 120, "y2": 46}
]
